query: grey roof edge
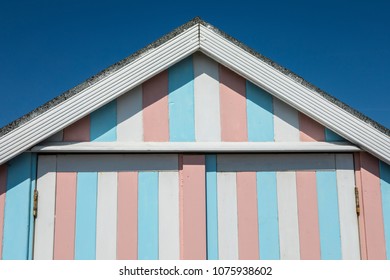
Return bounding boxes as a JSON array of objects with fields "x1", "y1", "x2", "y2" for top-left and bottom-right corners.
[{"x1": 1, "y1": 16, "x2": 389, "y2": 139}]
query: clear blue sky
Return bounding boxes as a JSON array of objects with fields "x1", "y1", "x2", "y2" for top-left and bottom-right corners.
[{"x1": 1, "y1": 0, "x2": 389, "y2": 129}]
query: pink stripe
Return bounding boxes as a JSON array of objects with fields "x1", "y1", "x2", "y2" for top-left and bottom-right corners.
[
  {"x1": 142, "y1": 71, "x2": 169, "y2": 141},
  {"x1": 360, "y1": 153, "x2": 386, "y2": 259},
  {"x1": 54, "y1": 172, "x2": 77, "y2": 260},
  {"x1": 354, "y1": 153, "x2": 367, "y2": 259},
  {"x1": 0, "y1": 165, "x2": 7, "y2": 260},
  {"x1": 63, "y1": 116, "x2": 90, "y2": 141},
  {"x1": 299, "y1": 113, "x2": 325, "y2": 141},
  {"x1": 180, "y1": 155, "x2": 206, "y2": 259},
  {"x1": 219, "y1": 65, "x2": 247, "y2": 141},
  {"x1": 236, "y1": 172, "x2": 259, "y2": 260},
  {"x1": 117, "y1": 172, "x2": 138, "y2": 260},
  {"x1": 296, "y1": 171, "x2": 321, "y2": 259}
]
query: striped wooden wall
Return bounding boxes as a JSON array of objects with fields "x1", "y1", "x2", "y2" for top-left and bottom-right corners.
[{"x1": 44, "y1": 53, "x2": 345, "y2": 144}]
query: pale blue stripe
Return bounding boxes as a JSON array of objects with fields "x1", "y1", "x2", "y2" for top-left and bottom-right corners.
[
  {"x1": 168, "y1": 56, "x2": 195, "y2": 141},
  {"x1": 27, "y1": 154, "x2": 37, "y2": 260},
  {"x1": 138, "y1": 172, "x2": 158, "y2": 260},
  {"x1": 206, "y1": 155, "x2": 218, "y2": 260},
  {"x1": 246, "y1": 81, "x2": 274, "y2": 141},
  {"x1": 2, "y1": 153, "x2": 32, "y2": 260},
  {"x1": 380, "y1": 161, "x2": 390, "y2": 260},
  {"x1": 325, "y1": 128, "x2": 345, "y2": 142},
  {"x1": 257, "y1": 172, "x2": 280, "y2": 260},
  {"x1": 75, "y1": 172, "x2": 98, "y2": 260},
  {"x1": 90, "y1": 100, "x2": 117, "y2": 141},
  {"x1": 316, "y1": 171, "x2": 342, "y2": 259}
]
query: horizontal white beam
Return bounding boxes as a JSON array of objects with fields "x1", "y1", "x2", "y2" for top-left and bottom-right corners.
[{"x1": 31, "y1": 141, "x2": 361, "y2": 153}]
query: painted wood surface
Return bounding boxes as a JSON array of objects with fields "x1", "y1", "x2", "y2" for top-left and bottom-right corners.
[
  {"x1": 159, "y1": 171, "x2": 180, "y2": 259},
  {"x1": 257, "y1": 172, "x2": 279, "y2": 260},
  {"x1": 206, "y1": 155, "x2": 218, "y2": 260},
  {"x1": 34, "y1": 155, "x2": 57, "y2": 260},
  {"x1": 2, "y1": 153, "x2": 32, "y2": 260},
  {"x1": 117, "y1": 86, "x2": 143, "y2": 141},
  {"x1": 96, "y1": 172, "x2": 118, "y2": 260},
  {"x1": 117, "y1": 172, "x2": 138, "y2": 260},
  {"x1": 379, "y1": 161, "x2": 390, "y2": 259},
  {"x1": 0, "y1": 165, "x2": 7, "y2": 260},
  {"x1": 299, "y1": 112, "x2": 325, "y2": 142},
  {"x1": 53, "y1": 172, "x2": 77, "y2": 260},
  {"x1": 296, "y1": 171, "x2": 320, "y2": 260},
  {"x1": 317, "y1": 171, "x2": 342, "y2": 259},
  {"x1": 236, "y1": 172, "x2": 259, "y2": 259},
  {"x1": 335, "y1": 154, "x2": 360, "y2": 259},
  {"x1": 63, "y1": 116, "x2": 90, "y2": 141},
  {"x1": 360, "y1": 153, "x2": 386, "y2": 259},
  {"x1": 90, "y1": 101, "x2": 117, "y2": 142},
  {"x1": 325, "y1": 128, "x2": 345, "y2": 142},
  {"x1": 180, "y1": 155, "x2": 206, "y2": 260},
  {"x1": 168, "y1": 56, "x2": 195, "y2": 141},
  {"x1": 217, "y1": 172, "x2": 239, "y2": 259},
  {"x1": 276, "y1": 171, "x2": 300, "y2": 259},
  {"x1": 75, "y1": 172, "x2": 98, "y2": 260},
  {"x1": 142, "y1": 71, "x2": 169, "y2": 141},
  {"x1": 219, "y1": 65, "x2": 247, "y2": 141},
  {"x1": 246, "y1": 81, "x2": 274, "y2": 142},
  {"x1": 273, "y1": 99, "x2": 299, "y2": 142},
  {"x1": 193, "y1": 53, "x2": 221, "y2": 141},
  {"x1": 138, "y1": 172, "x2": 159, "y2": 260}
]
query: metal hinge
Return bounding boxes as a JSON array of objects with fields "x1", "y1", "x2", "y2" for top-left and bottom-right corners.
[
  {"x1": 355, "y1": 187, "x2": 360, "y2": 216},
  {"x1": 33, "y1": 189, "x2": 38, "y2": 219}
]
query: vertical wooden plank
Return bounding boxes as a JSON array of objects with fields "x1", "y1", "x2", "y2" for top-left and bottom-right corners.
[
  {"x1": 298, "y1": 113, "x2": 325, "y2": 142},
  {"x1": 379, "y1": 161, "x2": 390, "y2": 259},
  {"x1": 142, "y1": 71, "x2": 169, "y2": 141},
  {"x1": 354, "y1": 153, "x2": 368, "y2": 259},
  {"x1": 317, "y1": 171, "x2": 342, "y2": 259},
  {"x1": 217, "y1": 172, "x2": 239, "y2": 260},
  {"x1": 219, "y1": 65, "x2": 247, "y2": 141},
  {"x1": 63, "y1": 116, "x2": 90, "y2": 141},
  {"x1": 257, "y1": 172, "x2": 280, "y2": 260},
  {"x1": 246, "y1": 81, "x2": 274, "y2": 142},
  {"x1": 138, "y1": 172, "x2": 158, "y2": 260},
  {"x1": 90, "y1": 101, "x2": 117, "y2": 142},
  {"x1": 236, "y1": 172, "x2": 259, "y2": 259},
  {"x1": 180, "y1": 155, "x2": 206, "y2": 260},
  {"x1": 193, "y1": 53, "x2": 221, "y2": 141},
  {"x1": 276, "y1": 171, "x2": 300, "y2": 259},
  {"x1": 206, "y1": 155, "x2": 218, "y2": 260},
  {"x1": 325, "y1": 128, "x2": 345, "y2": 142},
  {"x1": 296, "y1": 171, "x2": 320, "y2": 260},
  {"x1": 336, "y1": 154, "x2": 360, "y2": 259},
  {"x1": 96, "y1": 172, "x2": 118, "y2": 260},
  {"x1": 28, "y1": 154, "x2": 37, "y2": 260},
  {"x1": 34, "y1": 156, "x2": 57, "y2": 260},
  {"x1": 43, "y1": 130, "x2": 64, "y2": 142},
  {"x1": 53, "y1": 172, "x2": 77, "y2": 260},
  {"x1": 117, "y1": 172, "x2": 138, "y2": 260},
  {"x1": 360, "y1": 152, "x2": 386, "y2": 259},
  {"x1": 273, "y1": 99, "x2": 299, "y2": 141},
  {"x1": 74, "y1": 172, "x2": 98, "y2": 260},
  {"x1": 117, "y1": 86, "x2": 143, "y2": 141},
  {"x1": 168, "y1": 56, "x2": 195, "y2": 141},
  {"x1": 0, "y1": 165, "x2": 7, "y2": 260},
  {"x1": 159, "y1": 171, "x2": 180, "y2": 260},
  {"x1": 2, "y1": 153, "x2": 32, "y2": 260}
]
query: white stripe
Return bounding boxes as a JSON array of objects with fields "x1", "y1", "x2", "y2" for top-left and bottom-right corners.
[
  {"x1": 336, "y1": 154, "x2": 360, "y2": 259},
  {"x1": 273, "y1": 99, "x2": 299, "y2": 142},
  {"x1": 117, "y1": 86, "x2": 143, "y2": 141},
  {"x1": 158, "y1": 172, "x2": 180, "y2": 260},
  {"x1": 217, "y1": 172, "x2": 238, "y2": 260},
  {"x1": 193, "y1": 52, "x2": 221, "y2": 141},
  {"x1": 33, "y1": 155, "x2": 57, "y2": 260},
  {"x1": 277, "y1": 171, "x2": 300, "y2": 259},
  {"x1": 42, "y1": 130, "x2": 63, "y2": 143},
  {"x1": 96, "y1": 172, "x2": 118, "y2": 260}
]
